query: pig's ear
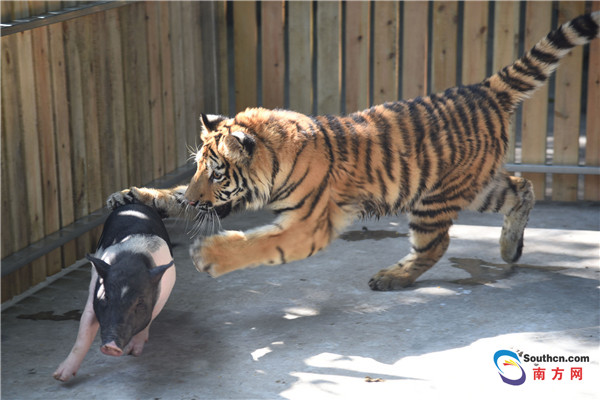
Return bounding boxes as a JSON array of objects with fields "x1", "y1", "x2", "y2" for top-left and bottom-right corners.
[
  {"x1": 86, "y1": 254, "x2": 110, "y2": 279},
  {"x1": 149, "y1": 260, "x2": 174, "y2": 285}
]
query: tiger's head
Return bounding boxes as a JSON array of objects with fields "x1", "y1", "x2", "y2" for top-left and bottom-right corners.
[{"x1": 185, "y1": 113, "x2": 265, "y2": 218}]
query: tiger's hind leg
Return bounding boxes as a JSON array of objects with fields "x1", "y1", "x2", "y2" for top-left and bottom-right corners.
[
  {"x1": 368, "y1": 208, "x2": 456, "y2": 291},
  {"x1": 468, "y1": 172, "x2": 535, "y2": 263}
]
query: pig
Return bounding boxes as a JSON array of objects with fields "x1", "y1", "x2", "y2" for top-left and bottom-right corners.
[{"x1": 53, "y1": 203, "x2": 176, "y2": 382}]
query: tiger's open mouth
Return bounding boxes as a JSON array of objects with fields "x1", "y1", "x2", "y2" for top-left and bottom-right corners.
[{"x1": 188, "y1": 201, "x2": 232, "y2": 219}]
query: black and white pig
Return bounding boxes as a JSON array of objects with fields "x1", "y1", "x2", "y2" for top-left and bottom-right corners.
[{"x1": 53, "y1": 203, "x2": 176, "y2": 382}]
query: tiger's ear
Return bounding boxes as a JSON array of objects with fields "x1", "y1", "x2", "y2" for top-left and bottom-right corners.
[
  {"x1": 220, "y1": 131, "x2": 256, "y2": 164},
  {"x1": 199, "y1": 114, "x2": 227, "y2": 141}
]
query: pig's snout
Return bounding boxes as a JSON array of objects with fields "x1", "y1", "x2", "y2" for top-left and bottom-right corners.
[{"x1": 101, "y1": 341, "x2": 123, "y2": 357}]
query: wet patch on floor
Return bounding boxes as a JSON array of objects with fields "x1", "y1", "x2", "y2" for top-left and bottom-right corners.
[
  {"x1": 340, "y1": 227, "x2": 408, "y2": 241},
  {"x1": 449, "y1": 258, "x2": 566, "y2": 285},
  {"x1": 17, "y1": 309, "x2": 82, "y2": 321}
]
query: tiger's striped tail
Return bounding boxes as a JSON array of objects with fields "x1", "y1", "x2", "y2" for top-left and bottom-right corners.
[{"x1": 487, "y1": 11, "x2": 600, "y2": 112}]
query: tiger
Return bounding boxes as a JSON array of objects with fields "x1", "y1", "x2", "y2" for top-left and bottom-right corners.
[{"x1": 108, "y1": 12, "x2": 600, "y2": 291}]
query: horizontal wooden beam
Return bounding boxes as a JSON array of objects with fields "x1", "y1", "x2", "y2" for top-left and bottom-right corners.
[
  {"x1": 1, "y1": 1, "x2": 134, "y2": 37},
  {"x1": 1, "y1": 165, "x2": 194, "y2": 277}
]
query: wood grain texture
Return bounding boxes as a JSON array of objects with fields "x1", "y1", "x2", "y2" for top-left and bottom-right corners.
[
  {"x1": 584, "y1": 1, "x2": 600, "y2": 201},
  {"x1": 316, "y1": 1, "x2": 341, "y2": 114},
  {"x1": 520, "y1": 2, "x2": 552, "y2": 200},
  {"x1": 372, "y1": 1, "x2": 398, "y2": 105},
  {"x1": 344, "y1": 1, "x2": 369, "y2": 113},
  {"x1": 552, "y1": 1, "x2": 585, "y2": 201},
  {"x1": 288, "y1": 1, "x2": 313, "y2": 114},
  {"x1": 402, "y1": 1, "x2": 428, "y2": 99}
]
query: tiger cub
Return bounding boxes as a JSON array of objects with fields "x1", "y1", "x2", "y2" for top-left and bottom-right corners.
[{"x1": 108, "y1": 12, "x2": 599, "y2": 290}]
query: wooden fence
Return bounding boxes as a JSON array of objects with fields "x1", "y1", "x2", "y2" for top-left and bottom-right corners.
[{"x1": 1, "y1": 0, "x2": 599, "y2": 302}]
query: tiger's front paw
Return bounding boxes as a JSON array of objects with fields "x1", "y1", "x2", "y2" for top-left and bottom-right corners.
[
  {"x1": 190, "y1": 238, "x2": 218, "y2": 276},
  {"x1": 368, "y1": 267, "x2": 415, "y2": 291},
  {"x1": 106, "y1": 187, "x2": 139, "y2": 209},
  {"x1": 189, "y1": 232, "x2": 247, "y2": 277}
]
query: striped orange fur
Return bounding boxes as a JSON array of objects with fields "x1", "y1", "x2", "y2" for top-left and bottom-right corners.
[{"x1": 108, "y1": 12, "x2": 600, "y2": 290}]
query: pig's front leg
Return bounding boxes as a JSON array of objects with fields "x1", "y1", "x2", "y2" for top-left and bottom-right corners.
[{"x1": 53, "y1": 270, "x2": 100, "y2": 382}]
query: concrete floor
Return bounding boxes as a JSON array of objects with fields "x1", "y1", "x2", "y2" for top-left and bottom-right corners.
[{"x1": 1, "y1": 202, "x2": 599, "y2": 399}]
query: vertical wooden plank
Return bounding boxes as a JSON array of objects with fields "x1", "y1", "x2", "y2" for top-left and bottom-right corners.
[
  {"x1": 28, "y1": 1, "x2": 47, "y2": 16},
  {"x1": 461, "y1": 1, "x2": 489, "y2": 85},
  {"x1": 373, "y1": 1, "x2": 398, "y2": 105},
  {"x1": 215, "y1": 0, "x2": 230, "y2": 116},
  {"x1": 1, "y1": 34, "x2": 28, "y2": 256},
  {"x1": 169, "y1": 1, "x2": 187, "y2": 167},
  {"x1": 345, "y1": 1, "x2": 370, "y2": 113},
  {"x1": 16, "y1": 29, "x2": 47, "y2": 285},
  {"x1": 552, "y1": 1, "x2": 585, "y2": 201},
  {"x1": 47, "y1": 1, "x2": 61, "y2": 12},
  {"x1": 493, "y1": 1, "x2": 519, "y2": 164},
  {"x1": 2, "y1": 32, "x2": 32, "y2": 296},
  {"x1": 77, "y1": 15, "x2": 103, "y2": 212},
  {"x1": 288, "y1": 1, "x2": 313, "y2": 114},
  {"x1": 121, "y1": 2, "x2": 152, "y2": 183},
  {"x1": 104, "y1": 8, "x2": 128, "y2": 190},
  {"x1": 32, "y1": 25, "x2": 62, "y2": 275},
  {"x1": 93, "y1": 9, "x2": 117, "y2": 197},
  {"x1": 1, "y1": 113, "x2": 12, "y2": 260},
  {"x1": 159, "y1": 2, "x2": 177, "y2": 173},
  {"x1": 146, "y1": 1, "x2": 166, "y2": 180},
  {"x1": 520, "y1": 2, "x2": 552, "y2": 201},
  {"x1": 584, "y1": 1, "x2": 600, "y2": 201},
  {"x1": 1, "y1": 1, "x2": 13, "y2": 23},
  {"x1": 192, "y1": 1, "x2": 206, "y2": 117},
  {"x1": 402, "y1": 1, "x2": 428, "y2": 99},
  {"x1": 181, "y1": 1, "x2": 199, "y2": 158},
  {"x1": 64, "y1": 17, "x2": 94, "y2": 259},
  {"x1": 233, "y1": 1, "x2": 258, "y2": 112},
  {"x1": 261, "y1": 1, "x2": 285, "y2": 109},
  {"x1": 316, "y1": 1, "x2": 341, "y2": 114},
  {"x1": 48, "y1": 22, "x2": 77, "y2": 267},
  {"x1": 11, "y1": 1, "x2": 30, "y2": 19},
  {"x1": 63, "y1": 18, "x2": 88, "y2": 220},
  {"x1": 199, "y1": 1, "x2": 219, "y2": 114},
  {"x1": 431, "y1": 1, "x2": 458, "y2": 93}
]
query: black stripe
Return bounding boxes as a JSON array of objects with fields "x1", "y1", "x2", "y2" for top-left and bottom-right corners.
[
  {"x1": 412, "y1": 232, "x2": 448, "y2": 253},
  {"x1": 326, "y1": 115, "x2": 349, "y2": 163},
  {"x1": 569, "y1": 14, "x2": 599, "y2": 41},
  {"x1": 368, "y1": 110, "x2": 395, "y2": 182},
  {"x1": 494, "y1": 186, "x2": 509, "y2": 213},
  {"x1": 376, "y1": 169, "x2": 388, "y2": 200},
  {"x1": 271, "y1": 167, "x2": 310, "y2": 202},
  {"x1": 530, "y1": 45, "x2": 559, "y2": 65},
  {"x1": 408, "y1": 101, "x2": 429, "y2": 207},
  {"x1": 520, "y1": 54, "x2": 548, "y2": 81},
  {"x1": 276, "y1": 246, "x2": 286, "y2": 264},
  {"x1": 498, "y1": 68, "x2": 536, "y2": 93},
  {"x1": 346, "y1": 119, "x2": 361, "y2": 162},
  {"x1": 409, "y1": 219, "x2": 453, "y2": 234},
  {"x1": 307, "y1": 243, "x2": 316, "y2": 257},
  {"x1": 271, "y1": 140, "x2": 310, "y2": 200},
  {"x1": 410, "y1": 205, "x2": 461, "y2": 218},
  {"x1": 546, "y1": 26, "x2": 574, "y2": 50},
  {"x1": 272, "y1": 191, "x2": 311, "y2": 214},
  {"x1": 513, "y1": 59, "x2": 547, "y2": 82},
  {"x1": 414, "y1": 97, "x2": 444, "y2": 173},
  {"x1": 365, "y1": 137, "x2": 373, "y2": 182}
]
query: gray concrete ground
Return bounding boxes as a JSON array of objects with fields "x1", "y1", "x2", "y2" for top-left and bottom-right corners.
[{"x1": 1, "y1": 202, "x2": 599, "y2": 399}]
